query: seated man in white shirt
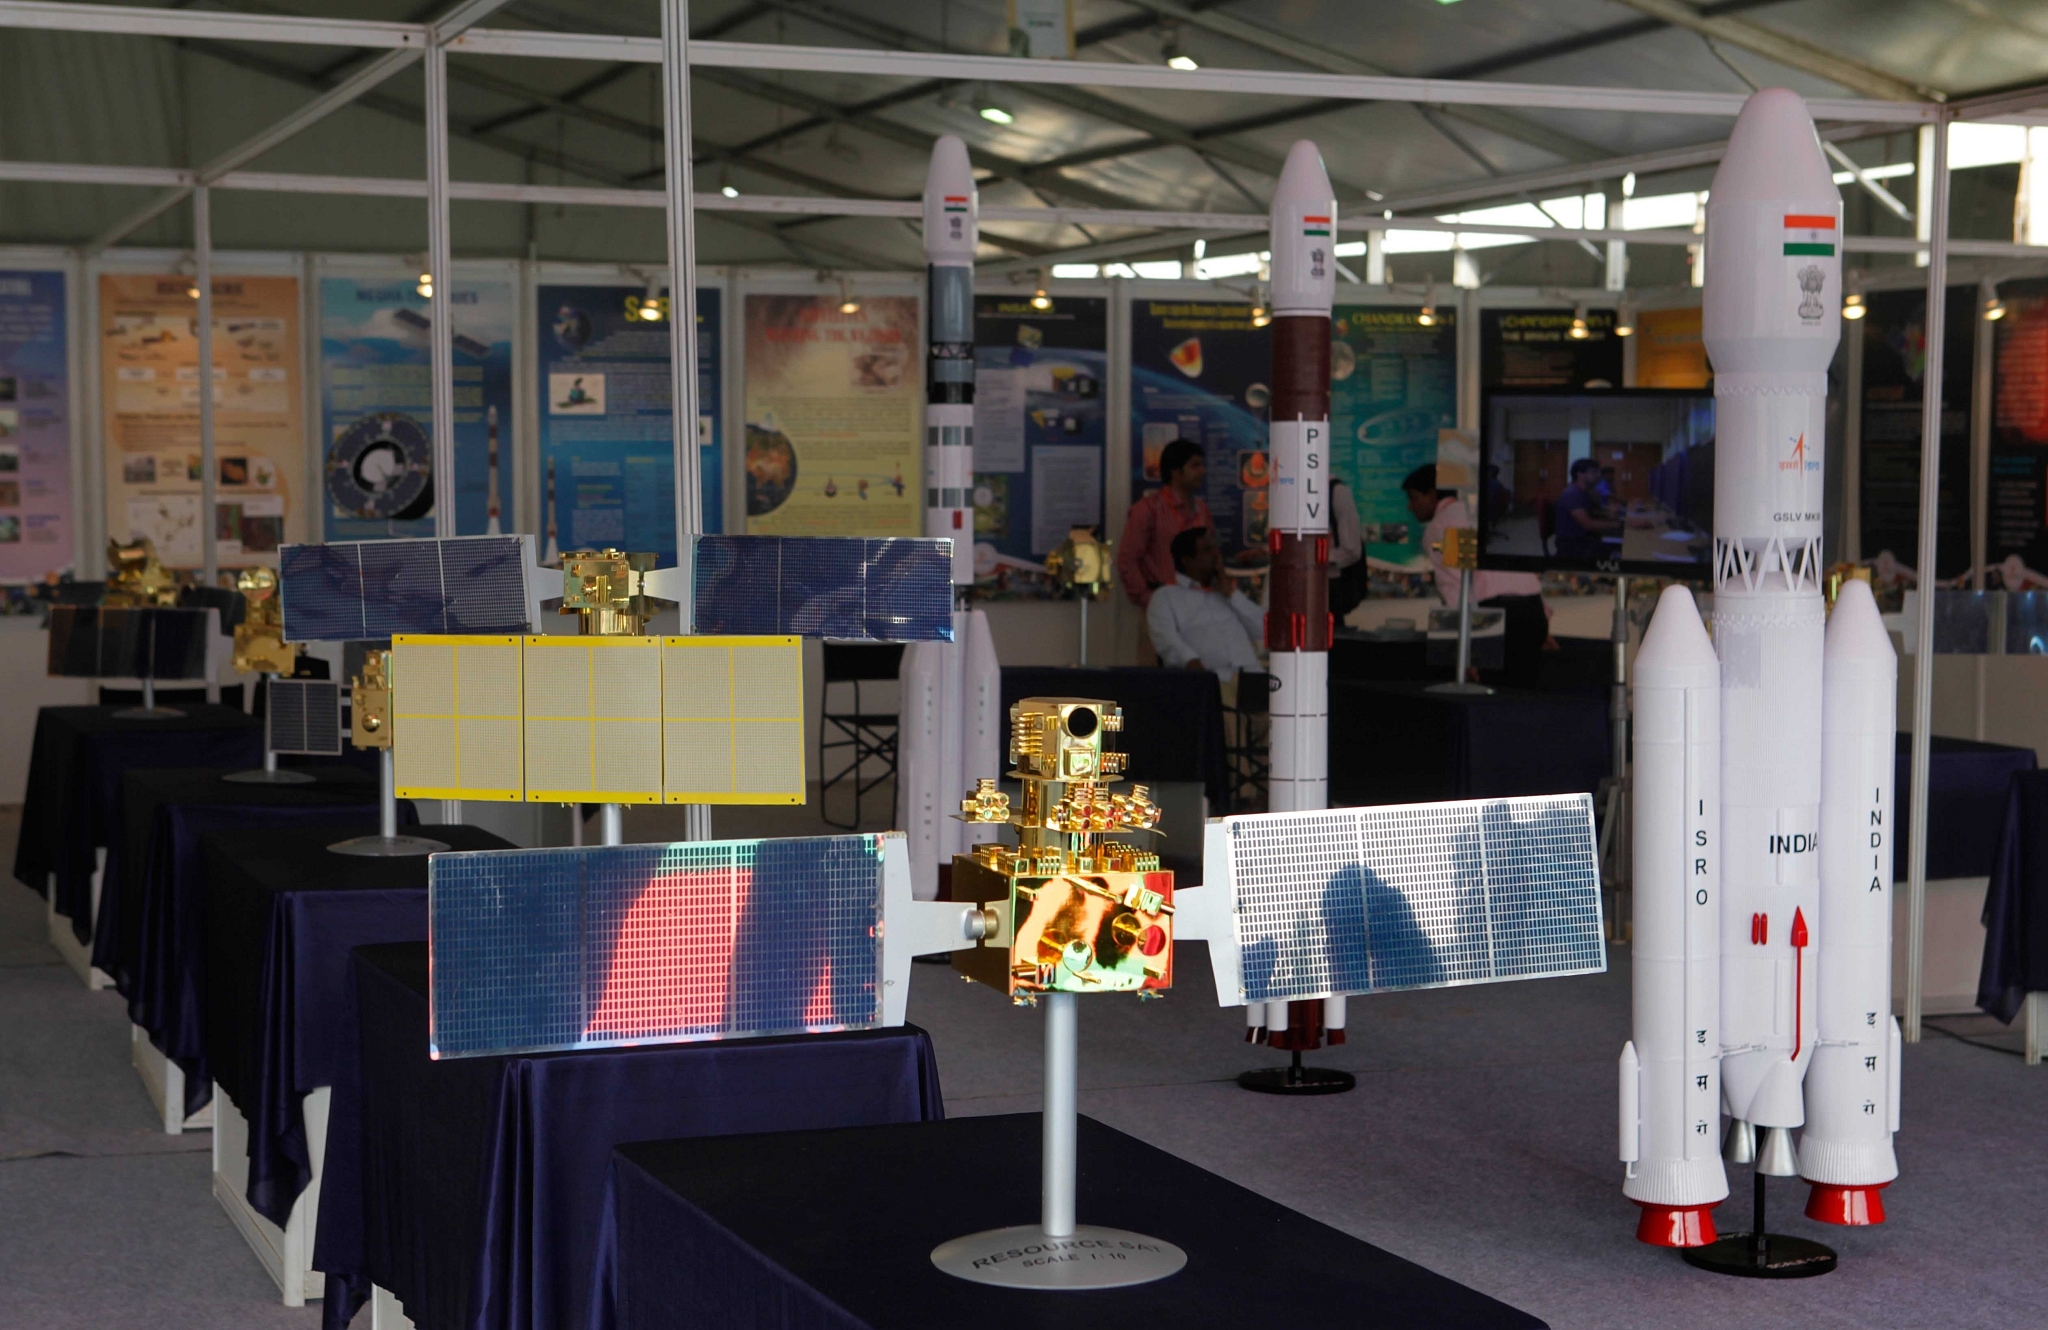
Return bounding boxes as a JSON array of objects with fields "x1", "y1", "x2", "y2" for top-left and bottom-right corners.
[{"x1": 1146, "y1": 526, "x2": 1265, "y2": 680}]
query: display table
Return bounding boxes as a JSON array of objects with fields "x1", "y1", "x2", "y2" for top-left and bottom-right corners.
[
  {"x1": 1979, "y1": 770, "x2": 2048, "y2": 1044},
  {"x1": 1329, "y1": 680, "x2": 1609, "y2": 807},
  {"x1": 11, "y1": 704, "x2": 261, "y2": 982},
  {"x1": 603, "y1": 1113, "x2": 1545, "y2": 1330},
  {"x1": 200, "y1": 824, "x2": 506, "y2": 1306},
  {"x1": 319, "y1": 942, "x2": 945, "y2": 1330},
  {"x1": 1897, "y1": 734, "x2": 2038, "y2": 880},
  {"x1": 105, "y1": 768, "x2": 416, "y2": 1135},
  {"x1": 1002, "y1": 667, "x2": 1229, "y2": 812}
]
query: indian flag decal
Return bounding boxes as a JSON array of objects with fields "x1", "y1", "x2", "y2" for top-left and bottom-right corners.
[
  {"x1": 1303, "y1": 213, "x2": 1330, "y2": 237},
  {"x1": 944, "y1": 195, "x2": 969, "y2": 213},
  {"x1": 1783, "y1": 213, "x2": 1835, "y2": 256}
]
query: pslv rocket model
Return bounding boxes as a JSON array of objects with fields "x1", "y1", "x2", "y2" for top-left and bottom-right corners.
[
  {"x1": 899, "y1": 135, "x2": 1002, "y2": 901},
  {"x1": 486, "y1": 404, "x2": 502, "y2": 535},
  {"x1": 1247, "y1": 141, "x2": 1344, "y2": 1050},
  {"x1": 1620, "y1": 88, "x2": 1900, "y2": 1248}
]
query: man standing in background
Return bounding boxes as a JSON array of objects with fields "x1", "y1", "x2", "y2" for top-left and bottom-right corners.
[{"x1": 1118, "y1": 439, "x2": 1212, "y2": 609}]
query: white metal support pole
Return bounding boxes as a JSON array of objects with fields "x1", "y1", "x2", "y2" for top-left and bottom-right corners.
[
  {"x1": 1041, "y1": 991, "x2": 1077, "y2": 1238},
  {"x1": 380, "y1": 750, "x2": 399, "y2": 839},
  {"x1": 661, "y1": 0, "x2": 711, "y2": 844},
  {"x1": 600, "y1": 804, "x2": 624, "y2": 846},
  {"x1": 195, "y1": 186, "x2": 218, "y2": 587},
  {"x1": 425, "y1": 44, "x2": 456, "y2": 542},
  {"x1": 1972, "y1": 278, "x2": 1996, "y2": 738},
  {"x1": 1842, "y1": 305, "x2": 1864, "y2": 561},
  {"x1": 1905, "y1": 110, "x2": 1953, "y2": 1044}
]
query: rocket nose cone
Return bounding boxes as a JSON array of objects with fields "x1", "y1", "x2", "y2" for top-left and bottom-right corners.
[
  {"x1": 1709, "y1": 88, "x2": 1838, "y2": 204},
  {"x1": 1273, "y1": 140, "x2": 1334, "y2": 207},
  {"x1": 1825, "y1": 577, "x2": 1895, "y2": 660},
  {"x1": 924, "y1": 134, "x2": 975, "y2": 197},
  {"x1": 1636, "y1": 584, "x2": 1717, "y2": 672}
]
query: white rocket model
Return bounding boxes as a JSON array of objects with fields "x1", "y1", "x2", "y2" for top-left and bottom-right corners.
[
  {"x1": 486, "y1": 404, "x2": 502, "y2": 535},
  {"x1": 1622, "y1": 88, "x2": 1899, "y2": 1244},
  {"x1": 1620, "y1": 585, "x2": 1728, "y2": 1246},
  {"x1": 899, "y1": 135, "x2": 1001, "y2": 901},
  {"x1": 1247, "y1": 141, "x2": 1344, "y2": 1047}
]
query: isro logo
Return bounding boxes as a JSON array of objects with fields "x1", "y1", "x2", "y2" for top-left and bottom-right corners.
[{"x1": 1778, "y1": 433, "x2": 1820, "y2": 473}]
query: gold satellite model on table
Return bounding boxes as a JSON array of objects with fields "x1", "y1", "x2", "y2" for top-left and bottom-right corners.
[
  {"x1": 223, "y1": 566, "x2": 322, "y2": 785},
  {"x1": 1043, "y1": 526, "x2": 1112, "y2": 665},
  {"x1": 103, "y1": 537, "x2": 180, "y2": 608}
]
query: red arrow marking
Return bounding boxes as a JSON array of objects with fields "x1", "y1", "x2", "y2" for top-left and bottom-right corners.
[{"x1": 1791, "y1": 906, "x2": 1810, "y2": 1060}]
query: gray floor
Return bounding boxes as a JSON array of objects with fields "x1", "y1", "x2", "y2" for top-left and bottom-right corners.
[{"x1": 3, "y1": 801, "x2": 2046, "y2": 1329}]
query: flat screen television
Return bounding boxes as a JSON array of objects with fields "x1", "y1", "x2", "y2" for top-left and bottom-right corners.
[{"x1": 1477, "y1": 386, "x2": 1715, "y2": 577}]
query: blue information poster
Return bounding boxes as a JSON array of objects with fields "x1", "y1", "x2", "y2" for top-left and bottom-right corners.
[
  {"x1": 0, "y1": 269, "x2": 72, "y2": 583},
  {"x1": 1330, "y1": 305, "x2": 1457, "y2": 569},
  {"x1": 973, "y1": 294, "x2": 1106, "y2": 596},
  {"x1": 1128, "y1": 299, "x2": 1269, "y2": 567},
  {"x1": 318, "y1": 276, "x2": 515, "y2": 540},
  {"x1": 536, "y1": 285, "x2": 722, "y2": 566}
]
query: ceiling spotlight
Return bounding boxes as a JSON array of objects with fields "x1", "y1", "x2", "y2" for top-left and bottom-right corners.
[
  {"x1": 639, "y1": 280, "x2": 664, "y2": 321},
  {"x1": 1569, "y1": 304, "x2": 1590, "y2": 340},
  {"x1": 1842, "y1": 291, "x2": 1867, "y2": 321},
  {"x1": 1030, "y1": 273, "x2": 1052, "y2": 311},
  {"x1": 186, "y1": 282, "x2": 201, "y2": 300},
  {"x1": 1417, "y1": 281, "x2": 1436, "y2": 328},
  {"x1": 976, "y1": 87, "x2": 1015, "y2": 125},
  {"x1": 1615, "y1": 302, "x2": 1635, "y2": 338},
  {"x1": 1985, "y1": 294, "x2": 2007, "y2": 322},
  {"x1": 1164, "y1": 29, "x2": 1198, "y2": 70},
  {"x1": 837, "y1": 277, "x2": 861, "y2": 316},
  {"x1": 718, "y1": 166, "x2": 738, "y2": 199},
  {"x1": 417, "y1": 270, "x2": 434, "y2": 299},
  {"x1": 1250, "y1": 285, "x2": 1271, "y2": 328}
]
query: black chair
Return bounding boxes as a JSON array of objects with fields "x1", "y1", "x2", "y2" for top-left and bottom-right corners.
[
  {"x1": 1225, "y1": 670, "x2": 1273, "y2": 814},
  {"x1": 818, "y1": 642, "x2": 905, "y2": 831}
]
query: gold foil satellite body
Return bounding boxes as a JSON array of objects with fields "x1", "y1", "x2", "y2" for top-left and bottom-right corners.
[
  {"x1": 232, "y1": 566, "x2": 299, "y2": 675},
  {"x1": 104, "y1": 537, "x2": 180, "y2": 608},
  {"x1": 1044, "y1": 528, "x2": 1114, "y2": 600}
]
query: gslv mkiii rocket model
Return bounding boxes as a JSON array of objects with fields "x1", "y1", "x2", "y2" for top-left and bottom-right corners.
[
  {"x1": 899, "y1": 134, "x2": 1002, "y2": 901},
  {"x1": 1620, "y1": 88, "x2": 1900, "y2": 1250},
  {"x1": 1246, "y1": 140, "x2": 1345, "y2": 1051}
]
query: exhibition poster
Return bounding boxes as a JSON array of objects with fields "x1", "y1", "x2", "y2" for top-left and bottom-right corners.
[
  {"x1": 100, "y1": 273, "x2": 303, "y2": 570},
  {"x1": 319, "y1": 275, "x2": 514, "y2": 542},
  {"x1": 0, "y1": 270, "x2": 72, "y2": 582},
  {"x1": 1989, "y1": 276, "x2": 2048, "y2": 573},
  {"x1": 1480, "y1": 308, "x2": 1623, "y2": 388},
  {"x1": 973, "y1": 294, "x2": 1106, "y2": 596},
  {"x1": 538, "y1": 284, "x2": 723, "y2": 565},
  {"x1": 1127, "y1": 299, "x2": 1269, "y2": 565},
  {"x1": 1858, "y1": 284, "x2": 1972, "y2": 577},
  {"x1": 743, "y1": 293, "x2": 919, "y2": 538},
  {"x1": 1329, "y1": 305, "x2": 1456, "y2": 570},
  {"x1": 1633, "y1": 307, "x2": 1710, "y2": 388}
]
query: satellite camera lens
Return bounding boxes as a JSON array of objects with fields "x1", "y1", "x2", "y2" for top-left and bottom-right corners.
[{"x1": 1066, "y1": 707, "x2": 1098, "y2": 739}]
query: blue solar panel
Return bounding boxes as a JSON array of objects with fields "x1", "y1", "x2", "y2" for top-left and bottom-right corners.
[
  {"x1": 1215, "y1": 795, "x2": 1605, "y2": 1005},
  {"x1": 690, "y1": 535, "x2": 953, "y2": 642},
  {"x1": 44, "y1": 606, "x2": 210, "y2": 680},
  {"x1": 428, "y1": 835, "x2": 886, "y2": 1058},
  {"x1": 278, "y1": 535, "x2": 532, "y2": 642}
]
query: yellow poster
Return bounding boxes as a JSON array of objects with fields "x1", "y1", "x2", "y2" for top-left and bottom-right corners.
[
  {"x1": 743, "y1": 293, "x2": 920, "y2": 536},
  {"x1": 100, "y1": 273, "x2": 304, "y2": 570},
  {"x1": 1634, "y1": 306, "x2": 1709, "y2": 389}
]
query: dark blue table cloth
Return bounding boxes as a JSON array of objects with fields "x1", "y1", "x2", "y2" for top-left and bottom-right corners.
[
  {"x1": 1002, "y1": 667, "x2": 1229, "y2": 812},
  {"x1": 1896, "y1": 734, "x2": 2037, "y2": 881},
  {"x1": 201, "y1": 823, "x2": 505, "y2": 1228},
  {"x1": 318, "y1": 942, "x2": 944, "y2": 1330},
  {"x1": 105, "y1": 769, "x2": 417, "y2": 1117},
  {"x1": 1979, "y1": 769, "x2": 2048, "y2": 1022},
  {"x1": 11, "y1": 704, "x2": 261, "y2": 940},
  {"x1": 602, "y1": 1114, "x2": 1545, "y2": 1330},
  {"x1": 1330, "y1": 680, "x2": 1610, "y2": 807}
]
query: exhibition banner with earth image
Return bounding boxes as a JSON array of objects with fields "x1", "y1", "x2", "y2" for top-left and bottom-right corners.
[
  {"x1": 100, "y1": 272, "x2": 303, "y2": 570},
  {"x1": 0, "y1": 269, "x2": 72, "y2": 583},
  {"x1": 319, "y1": 274, "x2": 514, "y2": 542},
  {"x1": 743, "y1": 293, "x2": 920, "y2": 537},
  {"x1": 538, "y1": 284, "x2": 723, "y2": 565},
  {"x1": 1329, "y1": 305, "x2": 1457, "y2": 570}
]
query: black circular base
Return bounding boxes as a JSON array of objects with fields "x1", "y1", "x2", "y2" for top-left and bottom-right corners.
[
  {"x1": 1236, "y1": 1066, "x2": 1356, "y2": 1096},
  {"x1": 1682, "y1": 1233, "x2": 1836, "y2": 1279}
]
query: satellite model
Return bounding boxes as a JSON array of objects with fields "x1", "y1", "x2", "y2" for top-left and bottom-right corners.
[
  {"x1": 1044, "y1": 526, "x2": 1113, "y2": 663},
  {"x1": 46, "y1": 538, "x2": 213, "y2": 718},
  {"x1": 223, "y1": 565, "x2": 320, "y2": 785},
  {"x1": 1619, "y1": 88, "x2": 1899, "y2": 1277},
  {"x1": 899, "y1": 134, "x2": 1003, "y2": 903}
]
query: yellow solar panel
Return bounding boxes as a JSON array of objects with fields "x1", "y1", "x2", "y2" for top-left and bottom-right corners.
[
  {"x1": 390, "y1": 635, "x2": 523, "y2": 800},
  {"x1": 521, "y1": 636, "x2": 664, "y2": 804},
  {"x1": 662, "y1": 635, "x2": 804, "y2": 804}
]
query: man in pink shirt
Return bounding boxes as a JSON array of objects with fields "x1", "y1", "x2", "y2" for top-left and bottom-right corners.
[{"x1": 1117, "y1": 439, "x2": 1213, "y2": 609}]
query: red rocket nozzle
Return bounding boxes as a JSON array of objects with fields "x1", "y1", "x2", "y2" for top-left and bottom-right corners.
[
  {"x1": 1804, "y1": 1182, "x2": 1887, "y2": 1226},
  {"x1": 1632, "y1": 1202, "x2": 1718, "y2": 1248}
]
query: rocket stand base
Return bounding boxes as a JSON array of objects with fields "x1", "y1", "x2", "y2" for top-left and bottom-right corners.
[
  {"x1": 930, "y1": 1224, "x2": 1188, "y2": 1289},
  {"x1": 1682, "y1": 1234, "x2": 1836, "y2": 1279},
  {"x1": 1236, "y1": 1050, "x2": 1356, "y2": 1096},
  {"x1": 328, "y1": 834, "x2": 449, "y2": 858}
]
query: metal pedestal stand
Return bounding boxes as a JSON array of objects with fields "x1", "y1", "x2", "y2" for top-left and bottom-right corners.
[
  {"x1": 112, "y1": 677, "x2": 184, "y2": 720},
  {"x1": 329, "y1": 750, "x2": 448, "y2": 857},
  {"x1": 1237, "y1": 1047, "x2": 1356, "y2": 1095},
  {"x1": 931, "y1": 993, "x2": 1187, "y2": 1289},
  {"x1": 1424, "y1": 568, "x2": 1493, "y2": 696},
  {"x1": 1682, "y1": 1171, "x2": 1837, "y2": 1279}
]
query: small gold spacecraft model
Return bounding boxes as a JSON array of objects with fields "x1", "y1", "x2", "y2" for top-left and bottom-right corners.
[
  {"x1": 351, "y1": 648, "x2": 392, "y2": 750},
  {"x1": 558, "y1": 547, "x2": 661, "y2": 636},
  {"x1": 103, "y1": 537, "x2": 180, "y2": 608},
  {"x1": 949, "y1": 697, "x2": 1174, "y2": 999},
  {"x1": 232, "y1": 566, "x2": 299, "y2": 675}
]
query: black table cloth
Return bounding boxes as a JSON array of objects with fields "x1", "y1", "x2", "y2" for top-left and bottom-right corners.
[
  {"x1": 1979, "y1": 769, "x2": 2048, "y2": 1022},
  {"x1": 105, "y1": 768, "x2": 418, "y2": 1117},
  {"x1": 1330, "y1": 680, "x2": 1610, "y2": 807},
  {"x1": 319, "y1": 942, "x2": 945, "y2": 1330},
  {"x1": 1001, "y1": 667, "x2": 1229, "y2": 811},
  {"x1": 602, "y1": 1113, "x2": 1545, "y2": 1330},
  {"x1": 12, "y1": 704, "x2": 261, "y2": 940},
  {"x1": 1897, "y1": 734, "x2": 2037, "y2": 881},
  {"x1": 202, "y1": 823, "x2": 504, "y2": 1228}
]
